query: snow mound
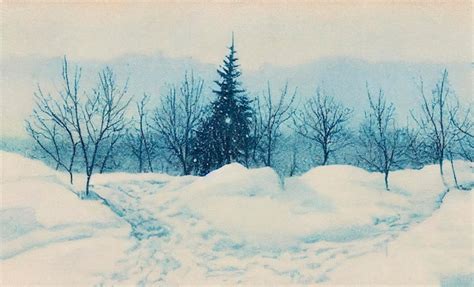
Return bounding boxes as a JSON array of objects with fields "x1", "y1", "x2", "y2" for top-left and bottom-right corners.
[
  {"x1": 328, "y1": 189, "x2": 474, "y2": 285},
  {"x1": 301, "y1": 164, "x2": 375, "y2": 182},
  {"x1": 0, "y1": 151, "x2": 133, "y2": 285},
  {"x1": 177, "y1": 161, "x2": 472, "y2": 247},
  {"x1": 187, "y1": 163, "x2": 283, "y2": 197},
  {"x1": 2, "y1": 152, "x2": 472, "y2": 285},
  {"x1": 91, "y1": 172, "x2": 175, "y2": 186},
  {"x1": 1, "y1": 152, "x2": 54, "y2": 181}
]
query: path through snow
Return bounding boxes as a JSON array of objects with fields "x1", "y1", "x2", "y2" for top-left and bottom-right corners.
[
  {"x1": 2, "y1": 152, "x2": 472, "y2": 285},
  {"x1": 89, "y1": 162, "x2": 471, "y2": 284}
]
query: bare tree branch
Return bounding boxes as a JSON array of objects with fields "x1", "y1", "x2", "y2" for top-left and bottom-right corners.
[
  {"x1": 151, "y1": 72, "x2": 204, "y2": 175},
  {"x1": 25, "y1": 57, "x2": 80, "y2": 184},
  {"x1": 254, "y1": 81, "x2": 296, "y2": 167},
  {"x1": 293, "y1": 88, "x2": 352, "y2": 165},
  {"x1": 358, "y1": 85, "x2": 407, "y2": 190}
]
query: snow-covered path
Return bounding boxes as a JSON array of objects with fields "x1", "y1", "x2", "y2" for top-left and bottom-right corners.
[
  {"x1": 2, "y1": 152, "x2": 472, "y2": 285},
  {"x1": 90, "y1": 163, "x2": 469, "y2": 285},
  {"x1": 94, "y1": 178, "x2": 383, "y2": 284}
]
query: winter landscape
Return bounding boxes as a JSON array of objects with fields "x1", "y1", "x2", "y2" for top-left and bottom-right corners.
[{"x1": 1, "y1": 2, "x2": 473, "y2": 286}]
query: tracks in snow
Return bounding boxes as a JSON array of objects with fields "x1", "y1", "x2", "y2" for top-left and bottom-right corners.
[{"x1": 92, "y1": 177, "x2": 444, "y2": 284}]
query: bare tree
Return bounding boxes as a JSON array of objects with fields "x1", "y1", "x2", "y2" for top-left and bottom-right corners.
[
  {"x1": 255, "y1": 82, "x2": 296, "y2": 167},
  {"x1": 287, "y1": 137, "x2": 299, "y2": 177},
  {"x1": 401, "y1": 124, "x2": 429, "y2": 169},
  {"x1": 411, "y1": 69, "x2": 461, "y2": 179},
  {"x1": 451, "y1": 107, "x2": 473, "y2": 162},
  {"x1": 293, "y1": 88, "x2": 352, "y2": 165},
  {"x1": 445, "y1": 105, "x2": 473, "y2": 189},
  {"x1": 98, "y1": 131, "x2": 123, "y2": 173},
  {"x1": 127, "y1": 94, "x2": 156, "y2": 172},
  {"x1": 127, "y1": 129, "x2": 145, "y2": 172},
  {"x1": 72, "y1": 67, "x2": 131, "y2": 196},
  {"x1": 358, "y1": 87, "x2": 407, "y2": 191},
  {"x1": 152, "y1": 73, "x2": 204, "y2": 175},
  {"x1": 26, "y1": 58, "x2": 130, "y2": 195},
  {"x1": 25, "y1": 58, "x2": 80, "y2": 184},
  {"x1": 26, "y1": 119, "x2": 65, "y2": 171}
]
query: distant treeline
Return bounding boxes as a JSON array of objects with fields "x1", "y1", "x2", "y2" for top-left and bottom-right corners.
[{"x1": 23, "y1": 38, "x2": 473, "y2": 196}]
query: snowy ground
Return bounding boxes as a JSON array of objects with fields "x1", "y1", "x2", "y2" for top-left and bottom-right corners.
[{"x1": 1, "y1": 151, "x2": 472, "y2": 285}]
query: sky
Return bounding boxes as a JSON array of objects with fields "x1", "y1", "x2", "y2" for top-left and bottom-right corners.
[
  {"x1": 2, "y1": 1, "x2": 472, "y2": 70},
  {"x1": 1, "y1": 1, "x2": 472, "y2": 138}
]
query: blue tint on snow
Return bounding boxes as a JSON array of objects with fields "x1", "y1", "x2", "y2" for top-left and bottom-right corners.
[
  {"x1": 441, "y1": 273, "x2": 474, "y2": 287},
  {"x1": 303, "y1": 225, "x2": 380, "y2": 243},
  {"x1": 213, "y1": 239, "x2": 245, "y2": 252},
  {"x1": 0, "y1": 207, "x2": 41, "y2": 241}
]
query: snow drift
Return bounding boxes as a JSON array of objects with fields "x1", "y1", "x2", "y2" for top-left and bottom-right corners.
[
  {"x1": 1, "y1": 152, "x2": 133, "y2": 285},
  {"x1": 328, "y1": 190, "x2": 473, "y2": 285},
  {"x1": 1, "y1": 151, "x2": 472, "y2": 285}
]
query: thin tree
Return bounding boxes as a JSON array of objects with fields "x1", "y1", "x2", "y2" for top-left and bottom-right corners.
[
  {"x1": 127, "y1": 127, "x2": 145, "y2": 172},
  {"x1": 99, "y1": 131, "x2": 123, "y2": 173},
  {"x1": 286, "y1": 135, "x2": 299, "y2": 177},
  {"x1": 402, "y1": 124, "x2": 430, "y2": 168},
  {"x1": 450, "y1": 107, "x2": 473, "y2": 162},
  {"x1": 255, "y1": 82, "x2": 296, "y2": 167},
  {"x1": 25, "y1": 58, "x2": 80, "y2": 184},
  {"x1": 127, "y1": 95, "x2": 155, "y2": 172},
  {"x1": 358, "y1": 87, "x2": 407, "y2": 191},
  {"x1": 293, "y1": 88, "x2": 352, "y2": 165},
  {"x1": 72, "y1": 67, "x2": 131, "y2": 196},
  {"x1": 446, "y1": 105, "x2": 473, "y2": 188},
  {"x1": 152, "y1": 73, "x2": 204, "y2": 175},
  {"x1": 411, "y1": 69, "x2": 461, "y2": 179},
  {"x1": 26, "y1": 119, "x2": 64, "y2": 171}
]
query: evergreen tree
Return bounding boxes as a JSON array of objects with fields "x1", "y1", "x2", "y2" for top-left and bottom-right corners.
[{"x1": 193, "y1": 35, "x2": 253, "y2": 174}]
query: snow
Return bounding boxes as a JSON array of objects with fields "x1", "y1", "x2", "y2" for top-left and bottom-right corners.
[
  {"x1": 1, "y1": 151, "x2": 472, "y2": 285},
  {"x1": 0, "y1": 152, "x2": 133, "y2": 284},
  {"x1": 328, "y1": 189, "x2": 473, "y2": 285}
]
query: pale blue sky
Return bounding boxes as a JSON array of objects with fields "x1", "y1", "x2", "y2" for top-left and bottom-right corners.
[
  {"x1": 2, "y1": 1, "x2": 472, "y2": 70},
  {"x1": 1, "y1": 1, "x2": 472, "y2": 138}
]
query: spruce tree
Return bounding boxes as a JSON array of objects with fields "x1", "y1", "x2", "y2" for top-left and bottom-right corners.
[{"x1": 193, "y1": 35, "x2": 253, "y2": 174}]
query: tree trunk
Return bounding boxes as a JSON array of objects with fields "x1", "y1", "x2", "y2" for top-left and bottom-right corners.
[
  {"x1": 138, "y1": 157, "x2": 143, "y2": 173},
  {"x1": 183, "y1": 164, "x2": 189, "y2": 176},
  {"x1": 266, "y1": 136, "x2": 272, "y2": 167},
  {"x1": 448, "y1": 151, "x2": 459, "y2": 189},
  {"x1": 322, "y1": 149, "x2": 329, "y2": 166},
  {"x1": 100, "y1": 156, "x2": 108, "y2": 174},
  {"x1": 289, "y1": 152, "x2": 297, "y2": 177},
  {"x1": 439, "y1": 158, "x2": 444, "y2": 176},
  {"x1": 146, "y1": 154, "x2": 153, "y2": 173},
  {"x1": 68, "y1": 142, "x2": 77, "y2": 184},
  {"x1": 266, "y1": 149, "x2": 272, "y2": 167},
  {"x1": 85, "y1": 174, "x2": 92, "y2": 197},
  {"x1": 384, "y1": 171, "x2": 390, "y2": 191},
  {"x1": 68, "y1": 171, "x2": 73, "y2": 185},
  {"x1": 438, "y1": 155, "x2": 450, "y2": 187},
  {"x1": 179, "y1": 155, "x2": 190, "y2": 175}
]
